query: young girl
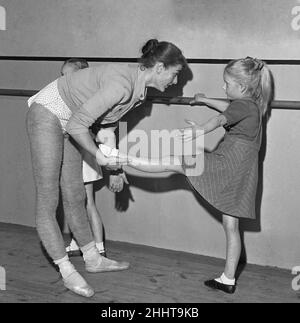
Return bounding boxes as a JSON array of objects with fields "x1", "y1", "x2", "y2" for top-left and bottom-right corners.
[
  {"x1": 61, "y1": 59, "x2": 126, "y2": 258},
  {"x1": 106, "y1": 56, "x2": 273, "y2": 294},
  {"x1": 61, "y1": 59, "x2": 104, "y2": 257}
]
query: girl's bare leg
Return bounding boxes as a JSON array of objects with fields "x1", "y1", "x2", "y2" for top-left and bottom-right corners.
[
  {"x1": 222, "y1": 214, "x2": 241, "y2": 280},
  {"x1": 85, "y1": 182, "x2": 105, "y2": 251}
]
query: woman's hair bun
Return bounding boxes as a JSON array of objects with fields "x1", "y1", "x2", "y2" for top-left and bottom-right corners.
[{"x1": 141, "y1": 39, "x2": 159, "y2": 56}]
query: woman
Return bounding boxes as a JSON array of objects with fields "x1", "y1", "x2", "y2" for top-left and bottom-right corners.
[{"x1": 26, "y1": 39, "x2": 187, "y2": 297}]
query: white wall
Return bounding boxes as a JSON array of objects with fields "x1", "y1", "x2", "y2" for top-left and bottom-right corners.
[{"x1": 0, "y1": 0, "x2": 300, "y2": 59}]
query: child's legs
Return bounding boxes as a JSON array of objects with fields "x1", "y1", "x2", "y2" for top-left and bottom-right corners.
[
  {"x1": 85, "y1": 182, "x2": 104, "y2": 243},
  {"x1": 60, "y1": 136, "x2": 94, "y2": 248},
  {"x1": 26, "y1": 104, "x2": 66, "y2": 260},
  {"x1": 222, "y1": 214, "x2": 241, "y2": 279}
]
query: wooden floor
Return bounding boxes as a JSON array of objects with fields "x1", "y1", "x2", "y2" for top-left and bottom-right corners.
[{"x1": 0, "y1": 222, "x2": 298, "y2": 303}]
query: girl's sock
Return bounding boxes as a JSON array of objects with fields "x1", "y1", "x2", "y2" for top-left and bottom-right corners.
[
  {"x1": 215, "y1": 273, "x2": 235, "y2": 285},
  {"x1": 66, "y1": 239, "x2": 80, "y2": 252},
  {"x1": 95, "y1": 241, "x2": 105, "y2": 253}
]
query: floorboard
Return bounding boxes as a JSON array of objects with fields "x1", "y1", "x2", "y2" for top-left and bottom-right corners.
[{"x1": 0, "y1": 223, "x2": 298, "y2": 303}]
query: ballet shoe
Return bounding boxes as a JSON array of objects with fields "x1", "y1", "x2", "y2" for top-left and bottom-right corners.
[
  {"x1": 63, "y1": 274, "x2": 95, "y2": 298},
  {"x1": 204, "y1": 279, "x2": 236, "y2": 294},
  {"x1": 85, "y1": 256, "x2": 130, "y2": 273}
]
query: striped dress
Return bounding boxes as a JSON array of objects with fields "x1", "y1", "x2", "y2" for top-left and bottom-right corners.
[{"x1": 186, "y1": 98, "x2": 262, "y2": 219}]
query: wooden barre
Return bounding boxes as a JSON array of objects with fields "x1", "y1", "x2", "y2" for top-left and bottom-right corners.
[
  {"x1": 0, "y1": 89, "x2": 300, "y2": 110},
  {"x1": 147, "y1": 96, "x2": 300, "y2": 110},
  {"x1": 1, "y1": 56, "x2": 300, "y2": 65}
]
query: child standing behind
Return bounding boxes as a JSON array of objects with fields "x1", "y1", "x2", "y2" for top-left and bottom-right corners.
[
  {"x1": 61, "y1": 59, "x2": 126, "y2": 258},
  {"x1": 118, "y1": 56, "x2": 273, "y2": 294}
]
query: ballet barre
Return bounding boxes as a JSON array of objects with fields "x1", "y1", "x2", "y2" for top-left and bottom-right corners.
[
  {"x1": 0, "y1": 56, "x2": 300, "y2": 65},
  {"x1": 0, "y1": 88, "x2": 300, "y2": 110},
  {"x1": 146, "y1": 96, "x2": 300, "y2": 110}
]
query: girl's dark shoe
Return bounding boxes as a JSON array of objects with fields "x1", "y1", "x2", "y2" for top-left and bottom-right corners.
[{"x1": 204, "y1": 279, "x2": 236, "y2": 294}]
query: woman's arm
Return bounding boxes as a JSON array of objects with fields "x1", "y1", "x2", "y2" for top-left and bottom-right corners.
[
  {"x1": 97, "y1": 126, "x2": 128, "y2": 190},
  {"x1": 71, "y1": 132, "x2": 108, "y2": 166},
  {"x1": 66, "y1": 79, "x2": 130, "y2": 154},
  {"x1": 96, "y1": 127, "x2": 117, "y2": 148}
]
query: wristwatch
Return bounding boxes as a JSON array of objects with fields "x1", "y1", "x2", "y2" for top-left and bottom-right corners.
[{"x1": 110, "y1": 168, "x2": 124, "y2": 176}]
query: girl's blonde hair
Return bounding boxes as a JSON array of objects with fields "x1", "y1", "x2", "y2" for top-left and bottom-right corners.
[
  {"x1": 224, "y1": 57, "x2": 274, "y2": 115},
  {"x1": 60, "y1": 58, "x2": 89, "y2": 75}
]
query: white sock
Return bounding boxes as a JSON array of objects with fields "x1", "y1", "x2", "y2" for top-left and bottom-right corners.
[
  {"x1": 215, "y1": 273, "x2": 235, "y2": 285},
  {"x1": 54, "y1": 255, "x2": 76, "y2": 279},
  {"x1": 81, "y1": 242, "x2": 102, "y2": 266},
  {"x1": 95, "y1": 242, "x2": 105, "y2": 253},
  {"x1": 69, "y1": 239, "x2": 79, "y2": 250},
  {"x1": 99, "y1": 144, "x2": 119, "y2": 157}
]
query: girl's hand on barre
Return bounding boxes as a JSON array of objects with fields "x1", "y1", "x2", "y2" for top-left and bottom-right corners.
[
  {"x1": 189, "y1": 93, "x2": 207, "y2": 105},
  {"x1": 177, "y1": 119, "x2": 203, "y2": 142}
]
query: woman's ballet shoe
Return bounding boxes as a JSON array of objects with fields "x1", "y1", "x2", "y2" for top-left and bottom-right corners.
[
  {"x1": 63, "y1": 272, "x2": 95, "y2": 298},
  {"x1": 204, "y1": 279, "x2": 236, "y2": 294},
  {"x1": 85, "y1": 256, "x2": 130, "y2": 273}
]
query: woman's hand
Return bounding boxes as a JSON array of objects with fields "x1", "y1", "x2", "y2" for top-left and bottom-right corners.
[
  {"x1": 119, "y1": 171, "x2": 129, "y2": 185},
  {"x1": 108, "y1": 171, "x2": 129, "y2": 193},
  {"x1": 109, "y1": 175, "x2": 124, "y2": 193},
  {"x1": 189, "y1": 93, "x2": 207, "y2": 105}
]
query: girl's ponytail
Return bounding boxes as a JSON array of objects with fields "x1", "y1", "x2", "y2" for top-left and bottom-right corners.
[{"x1": 259, "y1": 64, "x2": 274, "y2": 115}]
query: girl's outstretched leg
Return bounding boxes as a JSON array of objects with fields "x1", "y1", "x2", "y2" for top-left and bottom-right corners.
[
  {"x1": 99, "y1": 144, "x2": 185, "y2": 174},
  {"x1": 204, "y1": 214, "x2": 240, "y2": 294}
]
